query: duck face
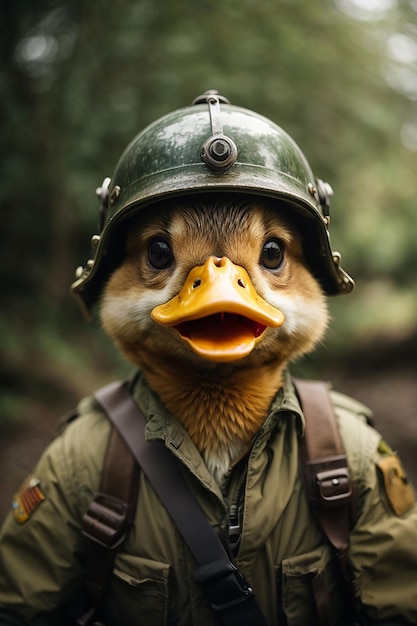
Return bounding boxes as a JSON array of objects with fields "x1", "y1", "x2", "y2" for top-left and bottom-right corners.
[{"x1": 100, "y1": 194, "x2": 329, "y2": 371}]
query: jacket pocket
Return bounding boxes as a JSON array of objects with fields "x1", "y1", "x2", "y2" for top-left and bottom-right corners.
[
  {"x1": 104, "y1": 553, "x2": 174, "y2": 626},
  {"x1": 279, "y1": 545, "x2": 348, "y2": 626}
]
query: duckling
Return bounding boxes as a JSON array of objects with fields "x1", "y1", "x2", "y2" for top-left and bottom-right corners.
[
  {"x1": 2, "y1": 93, "x2": 416, "y2": 626},
  {"x1": 100, "y1": 194, "x2": 328, "y2": 484}
]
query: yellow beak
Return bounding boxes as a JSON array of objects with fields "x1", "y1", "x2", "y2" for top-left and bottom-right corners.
[{"x1": 151, "y1": 256, "x2": 284, "y2": 362}]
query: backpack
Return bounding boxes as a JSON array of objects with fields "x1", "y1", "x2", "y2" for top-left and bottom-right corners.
[{"x1": 75, "y1": 379, "x2": 361, "y2": 626}]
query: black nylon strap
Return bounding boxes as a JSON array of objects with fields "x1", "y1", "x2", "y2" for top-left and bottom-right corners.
[{"x1": 94, "y1": 381, "x2": 269, "y2": 626}]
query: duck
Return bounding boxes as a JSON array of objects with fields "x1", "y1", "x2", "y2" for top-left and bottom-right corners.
[{"x1": 99, "y1": 193, "x2": 329, "y2": 485}]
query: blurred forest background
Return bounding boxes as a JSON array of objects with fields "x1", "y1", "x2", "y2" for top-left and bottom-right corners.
[{"x1": 1, "y1": 0, "x2": 417, "y2": 517}]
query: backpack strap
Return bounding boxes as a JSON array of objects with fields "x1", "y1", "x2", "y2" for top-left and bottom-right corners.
[
  {"x1": 77, "y1": 419, "x2": 140, "y2": 626},
  {"x1": 78, "y1": 378, "x2": 357, "y2": 626},
  {"x1": 293, "y1": 378, "x2": 358, "y2": 626},
  {"x1": 88, "y1": 381, "x2": 269, "y2": 626},
  {"x1": 292, "y1": 378, "x2": 354, "y2": 560}
]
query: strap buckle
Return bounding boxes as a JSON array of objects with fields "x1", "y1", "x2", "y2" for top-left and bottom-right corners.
[
  {"x1": 82, "y1": 492, "x2": 129, "y2": 549},
  {"x1": 316, "y1": 467, "x2": 352, "y2": 507},
  {"x1": 305, "y1": 455, "x2": 352, "y2": 509},
  {"x1": 193, "y1": 559, "x2": 253, "y2": 612}
]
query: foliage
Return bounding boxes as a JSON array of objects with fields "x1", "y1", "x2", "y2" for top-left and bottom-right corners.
[{"x1": 1, "y1": 0, "x2": 417, "y2": 422}]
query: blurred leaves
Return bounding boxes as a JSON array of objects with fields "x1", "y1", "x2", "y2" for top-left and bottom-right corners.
[{"x1": 1, "y1": 0, "x2": 416, "y2": 421}]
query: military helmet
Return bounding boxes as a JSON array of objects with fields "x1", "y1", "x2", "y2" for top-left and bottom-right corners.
[{"x1": 72, "y1": 90, "x2": 354, "y2": 317}]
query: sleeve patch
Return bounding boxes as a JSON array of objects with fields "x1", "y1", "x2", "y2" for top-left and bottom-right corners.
[
  {"x1": 377, "y1": 454, "x2": 415, "y2": 516},
  {"x1": 377, "y1": 439, "x2": 394, "y2": 456},
  {"x1": 12, "y1": 477, "x2": 45, "y2": 524}
]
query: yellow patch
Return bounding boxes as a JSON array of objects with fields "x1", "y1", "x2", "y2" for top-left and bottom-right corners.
[
  {"x1": 377, "y1": 454, "x2": 415, "y2": 516},
  {"x1": 377, "y1": 439, "x2": 394, "y2": 456},
  {"x1": 12, "y1": 477, "x2": 45, "y2": 524}
]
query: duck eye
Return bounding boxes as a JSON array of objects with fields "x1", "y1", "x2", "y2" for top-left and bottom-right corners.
[
  {"x1": 147, "y1": 237, "x2": 174, "y2": 269},
  {"x1": 260, "y1": 239, "x2": 284, "y2": 270}
]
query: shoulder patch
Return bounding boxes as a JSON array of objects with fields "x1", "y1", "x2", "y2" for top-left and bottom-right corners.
[
  {"x1": 377, "y1": 439, "x2": 394, "y2": 456},
  {"x1": 377, "y1": 454, "x2": 415, "y2": 516},
  {"x1": 12, "y1": 477, "x2": 45, "y2": 524}
]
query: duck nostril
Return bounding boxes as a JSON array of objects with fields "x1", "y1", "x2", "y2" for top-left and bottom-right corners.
[
  {"x1": 237, "y1": 278, "x2": 246, "y2": 288},
  {"x1": 213, "y1": 256, "x2": 227, "y2": 267},
  {"x1": 193, "y1": 279, "x2": 201, "y2": 289}
]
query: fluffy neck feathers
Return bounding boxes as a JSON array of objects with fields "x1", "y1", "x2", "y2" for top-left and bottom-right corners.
[{"x1": 140, "y1": 353, "x2": 285, "y2": 483}]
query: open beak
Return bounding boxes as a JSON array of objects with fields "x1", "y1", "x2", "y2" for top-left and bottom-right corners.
[{"x1": 151, "y1": 256, "x2": 284, "y2": 362}]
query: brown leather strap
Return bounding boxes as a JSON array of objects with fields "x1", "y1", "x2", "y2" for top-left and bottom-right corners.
[
  {"x1": 293, "y1": 378, "x2": 353, "y2": 557},
  {"x1": 293, "y1": 379, "x2": 345, "y2": 459},
  {"x1": 293, "y1": 378, "x2": 356, "y2": 626},
  {"x1": 78, "y1": 421, "x2": 139, "y2": 625}
]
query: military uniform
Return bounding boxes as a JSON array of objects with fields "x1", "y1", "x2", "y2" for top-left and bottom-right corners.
[{"x1": 1, "y1": 370, "x2": 416, "y2": 625}]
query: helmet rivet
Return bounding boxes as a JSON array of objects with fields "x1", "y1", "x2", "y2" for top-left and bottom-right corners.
[
  {"x1": 91, "y1": 234, "x2": 101, "y2": 248},
  {"x1": 308, "y1": 182, "x2": 317, "y2": 198},
  {"x1": 109, "y1": 185, "x2": 121, "y2": 205},
  {"x1": 75, "y1": 266, "x2": 84, "y2": 279},
  {"x1": 87, "y1": 259, "x2": 94, "y2": 269},
  {"x1": 210, "y1": 138, "x2": 230, "y2": 161},
  {"x1": 201, "y1": 134, "x2": 238, "y2": 171}
]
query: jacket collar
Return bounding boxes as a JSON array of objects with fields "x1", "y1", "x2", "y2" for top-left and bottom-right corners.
[
  {"x1": 130, "y1": 368, "x2": 304, "y2": 500},
  {"x1": 131, "y1": 367, "x2": 305, "y2": 443}
]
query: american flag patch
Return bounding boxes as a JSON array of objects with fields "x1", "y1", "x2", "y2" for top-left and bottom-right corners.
[{"x1": 12, "y1": 478, "x2": 45, "y2": 524}]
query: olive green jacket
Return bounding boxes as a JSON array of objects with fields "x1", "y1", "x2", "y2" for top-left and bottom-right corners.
[{"x1": 0, "y1": 371, "x2": 416, "y2": 625}]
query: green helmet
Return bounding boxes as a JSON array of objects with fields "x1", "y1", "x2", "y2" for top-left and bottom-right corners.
[{"x1": 72, "y1": 90, "x2": 354, "y2": 317}]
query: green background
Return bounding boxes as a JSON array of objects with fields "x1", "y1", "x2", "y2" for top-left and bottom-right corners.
[{"x1": 1, "y1": 0, "x2": 416, "y2": 425}]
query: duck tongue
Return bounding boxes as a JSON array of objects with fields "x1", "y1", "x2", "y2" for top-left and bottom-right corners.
[{"x1": 175, "y1": 313, "x2": 267, "y2": 362}]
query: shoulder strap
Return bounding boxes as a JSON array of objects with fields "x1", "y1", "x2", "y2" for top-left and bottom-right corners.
[
  {"x1": 77, "y1": 420, "x2": 140, "y2": 626},
  {"x1": 293, "y1": 378, "x2": 360, "y2": 626},
  {"x1": 79, "y1": 379, "x2": 358, "y2": 626},
  {"x1": 90, "y1": 381, "x2": 269, "y2": 626},
  {"x1": 293, "y1": 378, "x2": 354, "y2": 561}
]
